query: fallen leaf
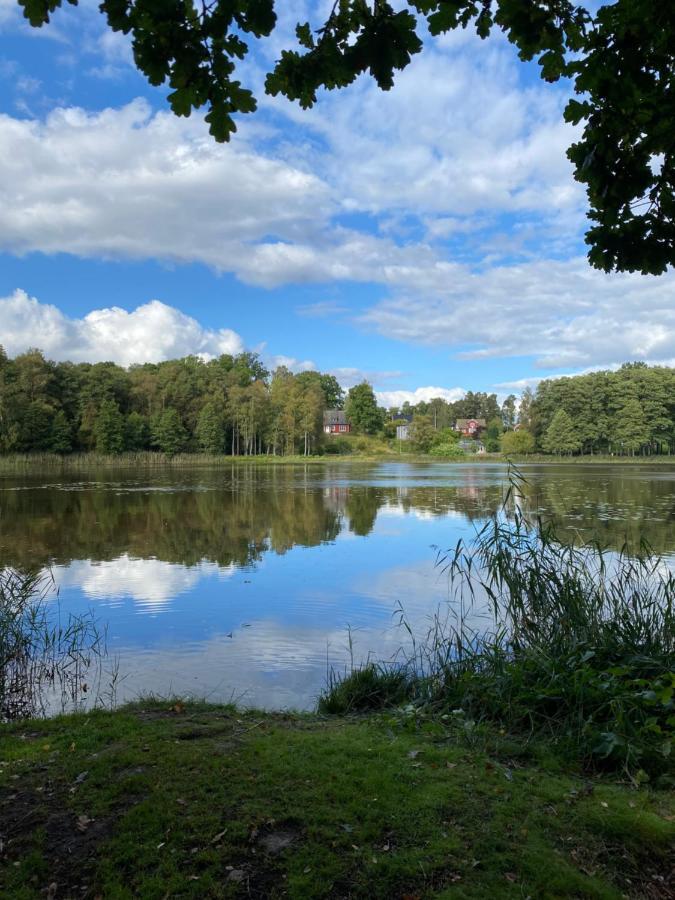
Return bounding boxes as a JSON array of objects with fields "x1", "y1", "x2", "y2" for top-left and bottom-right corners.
[
  {"x1": 446, "y1": 762, "x2": 457, "y2": 769},
  {"x1": 505, "y1": 872, "x2": 518, "y2": 882},
  {"x1": 210, "y1": 830, "x2": 227, "y2": 844},
  {"x1": 74, "y1": 771, "x2": 88, "y2": 784},
  {"x1": 407, "y1": 749, "x2": 422, "y2": 759},
  {"x1": 156, "y1": 842, "x2": 165, "y2": 850},
  {"x1": 303, "y1": 866, "x2": 312, "y2": 874},
  {"x1": 600, "y1": 801, "x2": 609, "y2": 808}
]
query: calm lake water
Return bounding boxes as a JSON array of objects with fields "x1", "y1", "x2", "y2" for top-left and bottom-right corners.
[{"x1": 2, "y1": 462, "x2": 674, "y2": 710}]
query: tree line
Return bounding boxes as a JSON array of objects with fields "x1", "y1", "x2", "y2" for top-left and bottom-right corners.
[
  {"x1": 0, "y1": 345, "x2": 511, "y2": 457},
  {"x1": 0, "y1": 347, "x2": 344, "y2": 456},
  {"x1": 521, "y1": 363, "x2": 675, "y2": 456},
  {"x1": 0, "y1": 347, "x2": 672, "y2": 457}
]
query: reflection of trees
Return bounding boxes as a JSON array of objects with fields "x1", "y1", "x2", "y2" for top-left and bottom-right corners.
[
  {"x1": 0, "y1": 466, "x2": 672, "y2": 569},
  {"x1": 515, "y1": 474, "x2": 675, "y2": 556}
]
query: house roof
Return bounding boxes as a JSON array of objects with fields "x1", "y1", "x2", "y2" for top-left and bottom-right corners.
[
  {"x1": 456, "y1": 418, "x2": 487, "y2": 428},
  {"x1": 323, "y1": 409, "x2": 348, "y2": 425}
]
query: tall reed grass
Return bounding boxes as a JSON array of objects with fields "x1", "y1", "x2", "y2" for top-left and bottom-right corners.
[
  {"x1": 320, "y1": 470, "x2": 675, "y2": 777},
  {"x1": 0, "y1": 569, "x2": 105, "y2": 720}
]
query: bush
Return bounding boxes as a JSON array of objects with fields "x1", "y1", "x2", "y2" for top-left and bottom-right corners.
[
  {"x1": 322, "y1": 437, "x2": 353, "y2": 455},
  {"x1": 429, "y1": 442, "x2": 465, "y2": 459}
]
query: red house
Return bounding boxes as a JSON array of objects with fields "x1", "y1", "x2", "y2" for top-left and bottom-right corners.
[
  {"x1": 455, "y1": 418, "x2": 486, "y2": 437},
  {"x1": 323, "y1": 410, "x2": 351, "y2": 435}
]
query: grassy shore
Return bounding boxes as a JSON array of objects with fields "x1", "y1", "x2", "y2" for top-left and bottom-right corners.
[
  {"x1": 1, "y1": 701, "x2": 673, "y2": 899},
  {"x1": 0, "y1": 450, "x2": 674, "y2": 472}
]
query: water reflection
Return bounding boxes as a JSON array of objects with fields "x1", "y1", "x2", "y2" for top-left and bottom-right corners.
[{"x1": 1, "y1": 463, "x2": 673, "y2": 710}]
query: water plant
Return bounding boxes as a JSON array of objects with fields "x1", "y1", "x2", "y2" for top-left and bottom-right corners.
[
  {"x1": 0, "y1": 568, "x2": 104, "y2": 720},
  {"x1": 320, "y1": 469, "x2": 675, "y2": 778}
]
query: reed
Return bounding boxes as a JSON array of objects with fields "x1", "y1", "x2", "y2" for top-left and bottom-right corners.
[
  {"x1": 0, "y1": 569, "x2": 104, "y2": 720},
  {"x1": 320, "y1": 469, "x2": 675, "y2": 777}
]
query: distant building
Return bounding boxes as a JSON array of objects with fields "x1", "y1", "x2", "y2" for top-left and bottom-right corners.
[
  {"x1": 396, "y1": 423, "x2": 410, "y2": 440},
  {"x1": 323, "y1": 410, "x2": 351, "y2": 435},
  {"x1": 455, "y1": 418, "x2": 487, "y2": 437}
]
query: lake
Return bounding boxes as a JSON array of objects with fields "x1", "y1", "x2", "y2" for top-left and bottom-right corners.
[{"x1": 1, "y1": 462, "x2": 674, "y2": 710}]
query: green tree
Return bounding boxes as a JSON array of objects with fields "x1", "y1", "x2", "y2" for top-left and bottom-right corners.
[
  {"x1": 298, "y1": 384, "x2": 323, "y2": 456},
  {"x1": 611, "y1": 398, "x2": 648, "y2": 456},
  {"x1": 50, "y1": 410, "x2": 72, "y2": 454},
  {"x1": 518, "y1": 387, "x2": 535, "y2": 432},
  {"x1": 94, "y1": 399, "x2": 125, "y2": 454},
  {"x1": 151, "y1": 409, "x2": 188, "y2": 456},
  {"x1": 501, "y1": 429, "x2": 534, "y2": 456},
  {"x1": 542, "y1": 409, "x2": 581, "y2": 456},
  {"x1": 484, "y1": 417, "x2": 503, "y2": 452},
  {"x1": 196, "y1": 400, "x2": 227, "y2": 454},
  {"x1": 501, "y1": 395, "x2": 517, "y2": 430},
  {"x1": 319, "y1": 374, "x2": 344, "y2": 410},
  {"x1": 345, "y1": 383, "x2": 383, "y2": 435},
  {"x1": 20, "y1": 0, "x2": 674, "y2": 272},
  {"x1": 408, "y1": 415, "x2": 435, "y2": 453},
  {"x1": 124, "y1": 411, "x2": 150, "y2": 451},
  {"x1": 19, "y1": 401, "x2": 54, "y2": 451}
]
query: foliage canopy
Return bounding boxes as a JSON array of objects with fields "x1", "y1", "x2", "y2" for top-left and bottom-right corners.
[{"x1": 17, "y1": 0, "x2": 675, "y2": 274}]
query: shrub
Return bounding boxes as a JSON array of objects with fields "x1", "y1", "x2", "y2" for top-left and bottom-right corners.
[
  {"x1": 429, "y1": 442, "x2": 465, "y2": 459},
  {"x1": 323, "y1": 437, "x2": 353, "y2": 455},
  {"x1": 318, "y1": 663, "x2": 411, "y2": 714}
]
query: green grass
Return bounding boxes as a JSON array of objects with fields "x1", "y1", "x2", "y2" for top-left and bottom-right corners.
[{"x1": 1, "y1": 701, "x2": 673, "y2": 899}]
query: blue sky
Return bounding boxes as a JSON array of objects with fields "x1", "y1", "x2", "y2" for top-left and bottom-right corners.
[{"x1": 0, "y1": 0, "x2": 673, "y2": 406}]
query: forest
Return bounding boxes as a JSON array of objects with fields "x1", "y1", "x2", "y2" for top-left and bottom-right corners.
[{"x1": 0, "y1": 347, "x2": 673, "y2": 457}]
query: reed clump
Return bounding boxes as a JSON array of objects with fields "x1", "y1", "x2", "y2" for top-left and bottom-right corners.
[
  {"x1": 320, "y1": 472, "x2": 675, "y2": 778},
  {"x1": 0, "y1": 569, "x2": 104, "y2": 720}
]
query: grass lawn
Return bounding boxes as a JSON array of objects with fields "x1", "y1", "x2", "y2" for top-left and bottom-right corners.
[{"x1": 1, "y1": 702, "x2": 673, "y2": 899}]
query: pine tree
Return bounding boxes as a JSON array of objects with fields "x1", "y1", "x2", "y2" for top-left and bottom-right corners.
[{"x1": 542, "y1": 409, "x2": 580, "y2": 456}]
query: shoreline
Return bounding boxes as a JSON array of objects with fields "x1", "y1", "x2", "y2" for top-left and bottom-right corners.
[
  {"x1": 1, "y1": 700, "x2": 673, "y2": 898},
  {"x1": 1, "y1": 450, "x2": 674, "y2": 471}
]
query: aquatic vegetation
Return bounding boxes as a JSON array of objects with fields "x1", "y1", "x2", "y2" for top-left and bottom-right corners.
[{"x1": 0, "y1": 569, "x2": 104, "y2": 720}]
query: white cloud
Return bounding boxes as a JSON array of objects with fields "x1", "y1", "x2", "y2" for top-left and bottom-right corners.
[
  {"x1": 362, "y1": 258, "x2": 675, "y2": 369},
  {"x1": 0, "y1": 289, "x2": 243, "y2": 365},
  {"x1": 267, "y1": 354, "x2": 316, "y2": 373},
  {"x1": 376, "y1": 386, "x2": 466, "y2": 408},
  {"x1": 0, "y1": 100, "x2": 334, "y2": 286},
  {"x1": 265, "y1": 29, "x2": 583, "y2": 237}
]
